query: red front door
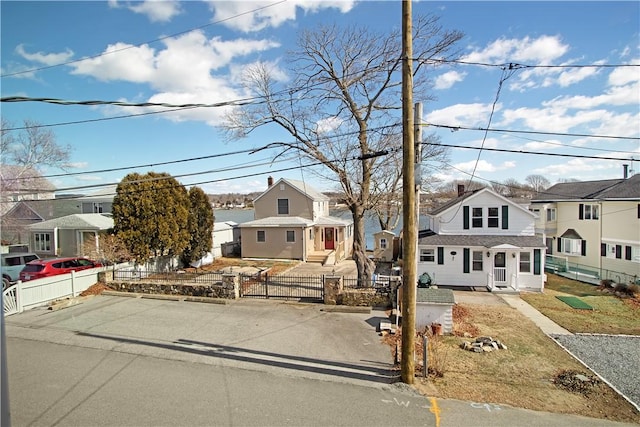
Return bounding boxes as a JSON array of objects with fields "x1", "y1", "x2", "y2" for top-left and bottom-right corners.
[{"x1": 324, "y1": 228, "x2": 335, "y2": 250}]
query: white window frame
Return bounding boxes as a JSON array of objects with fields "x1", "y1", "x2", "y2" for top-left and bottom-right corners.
[
  {"x1": 519, "y1": 252, "x2": 531, "y2": 273},
  {"x1": 34, "y1": 232, "x2": 52, "y2": 252},
  {"x1": 472, "y1": 251, "x2": 483, "y2": 271},
  {"x1": 546, "y1": 208, "x2": 556, "y2": 221},
  {"x1": 420, "y1": 248, "x2": 435, "y2": 262},
  {"x1": 286, "y1": 230, "x2": 295, "y2": 243},
  {"x1": 380, "y1": 238, "x2": 388, "y2": 249},
  {"x1": 472, "y1": 207, "x2": 483, "y2": 228},
  {"x1": 487, "y1": 207, "x2": 499, "y2": 228},
  {"x1": 561, "y1": 238, "x2": 582, "y2": 255},
  {"x1": 584, "y1": 204, "x2": 599, "y2": 220}
]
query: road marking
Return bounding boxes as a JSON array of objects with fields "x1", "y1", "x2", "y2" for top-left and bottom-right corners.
[
  {"x1": 429, "y1": 397, "x2": 441, "y2": 427},
  {"x1": 470, "y1": 402, "x2": 502, "y2": 412}
]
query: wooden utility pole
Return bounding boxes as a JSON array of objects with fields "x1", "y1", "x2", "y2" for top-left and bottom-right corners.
[{"x1": 401, "y1": 0, "x2": 416, "y2": 384}]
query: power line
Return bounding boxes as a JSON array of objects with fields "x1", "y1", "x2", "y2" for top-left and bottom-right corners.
[
  {"x1": 416, "y1": 58, "x2": 640, "y2": 69},
  {"x1": 423, "y1": 122, "x2": 640, "y2": 141},
  {"x1": 0, "y1": 0, "x2": 288, "y2": 78},
  {"x1": 0, "y1": 96, "x2": 257, "y2": 109},
  {"x1": 423, "y1": 141, "x2": 637, "y2": 162}
]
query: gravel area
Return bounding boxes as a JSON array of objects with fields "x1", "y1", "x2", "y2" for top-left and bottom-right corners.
[{"x1": 552, "y1": 334, "x2": 640, "y2": 410}]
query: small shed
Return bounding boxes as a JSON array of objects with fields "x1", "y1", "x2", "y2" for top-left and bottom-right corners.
[
  {"x1": 415, "y1": 288, "x2": 455, "y2": 335},
  {"x1": 372, "y1": 230, "x2": 396, "y2": 262}
]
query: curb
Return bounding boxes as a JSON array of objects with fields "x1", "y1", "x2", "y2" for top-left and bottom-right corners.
[
  {"x1": 48, "y1": 295, "x2": 95, "y2": 311},
  {"x1": 101, "y1": 290, "x2": 229, "y2": 305},
  {"x1": 321, "y1": 306, "x2": 371, "y2": 314}
]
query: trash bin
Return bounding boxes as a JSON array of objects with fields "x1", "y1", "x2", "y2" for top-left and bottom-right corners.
[{"x1": 418, "y1": 272, "x2": 432, "y2": 288}]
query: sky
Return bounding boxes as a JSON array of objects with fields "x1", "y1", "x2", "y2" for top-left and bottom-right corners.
[{"x1": 1, "y1": 1, "x2": 639, "y2": 196}]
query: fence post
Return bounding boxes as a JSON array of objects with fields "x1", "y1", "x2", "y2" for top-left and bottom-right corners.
[
  {"x1": 16, "y1": 280, "x2": 23, "y2": 314},
  {"x1": 423, "y1": 334, "x2": 428, "y2": 378},
  {"x1": 71, "y1": 270, "x2": 76, "y2": 297},
  {"x1": 265, "y1": 272, "x2": 269, "y2": 299}
]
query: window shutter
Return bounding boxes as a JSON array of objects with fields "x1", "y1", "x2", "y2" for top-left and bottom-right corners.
[
  {"x1": 533, "y1": 249, "x2": 541, "y2": 275},
  {"x1": 437, "y1": 247, "x2": 444, "y2": 265},
  {"x1": 463, "y1": 248, "x2": 470, "y2": 273},
  {"x1": 579, "y1": 203, "x2": 584, "y2": 220},
  {"x1": 501, "y1": 205, "x2": 509, "y2": 229},
  {"x1": 625, "y1": 246, "x2": 632, "y2": 261},
  {"x1": 581, "y1": 240, "x2": 587, "y2": 256},
  {"x1": 615, "y1": 245, "x2": 622, "y2": 259},
  {"x1": 557, "y1": 237, "x2": 562, "y2": 252},
  {"x1": 601, "y1": 243, "x2": 607, "y2": 257},
  {"x1": 463, "y1": 206, "x2": 469, "y2": 230}
]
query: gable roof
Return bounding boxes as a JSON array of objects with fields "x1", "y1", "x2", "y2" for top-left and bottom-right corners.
[
  {"x1": 429, "y1": 187, "x2": 534, "y2": 218},
  {"x1": 418, "y1": 234, "x2": 545, "y2": 248},
  {"x1": 253, "y1": 178, "x2": 329, "y2": 204},
  {"x1": 78, "y1": 185, "x2": 118, "y2": 201},
  {"x1": 28, "y1": 214, "x2": 114, "y2": 230},
  {"x1": 532, "y1": 174, "x2": 640, "y2": 201}
]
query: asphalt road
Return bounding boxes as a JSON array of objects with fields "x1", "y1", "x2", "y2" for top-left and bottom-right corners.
[{"x1": 4, "y1": 295, "x2": 637, "y2": 427}]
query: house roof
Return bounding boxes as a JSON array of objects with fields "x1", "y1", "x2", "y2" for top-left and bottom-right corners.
[
  {"x1": 416, "y1": 288, "x2": 455, "y2": 304},
  {"x1": 429, "y1": 189, "x2": 480, "y2": 215},
  {"x1": 532, "y1": 174, "x2": 640, "y2": 201},
  {"x1": 28, "y1": 214, "x2": 114, "y2": 230},
  {"x1": 240, "y1": 216, "x2": 315, "y2": 228},
  {"x1": 78, "y1": 185, "x2": 118, "y2": 201},
  {"x1": 418, "y1": 233, "x2": 545, "y2": 248},
  {"x1": 213, "y1": 221, "x2": 238, "y2": 231},
  {"x1": 560, "y1": 228, "x2": 583, "y2": 239},
  {"x1": 314, "y1": 216, "x2": 352, "y2": 226},
  {"x1": 253, "y1": 178, "x2": 329, "y2": 204}
]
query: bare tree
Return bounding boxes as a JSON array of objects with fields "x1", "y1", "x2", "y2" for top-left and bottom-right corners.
[
  {"x1": 82, "y1": 233, "x2": 132, "y2": 269},
  {"x1": 1, "y1": 119, "x2": 71, "y2": 174},
  {"x1": 525, "y1": 174, "x2": 551, "y2": 192},
  {"x1": 371, "y1": 133, "x2": 449, "y2": 231},
  {"x1": 224, "y1": 16, "x2": 463, "y2": 284}
]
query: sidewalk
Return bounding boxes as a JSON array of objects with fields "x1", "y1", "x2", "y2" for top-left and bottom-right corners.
[{"x1": 499, "y1": 293, "x2": 572, "y2": 335}]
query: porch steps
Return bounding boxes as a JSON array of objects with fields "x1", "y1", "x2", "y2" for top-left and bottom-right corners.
[{"x1": 306, "y1": 251, "x2": 334, "y2": 265}]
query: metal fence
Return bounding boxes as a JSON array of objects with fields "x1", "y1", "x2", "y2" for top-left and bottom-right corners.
[
  {"x1": 545, "y1": 255, "x2": 639, "y2": 286},
  {"x1": 239, "y1": 273, "x2": 324, "y2": 301},
  {"x1": 342, "y1": 274, "x2": 399, "y2": 290}
]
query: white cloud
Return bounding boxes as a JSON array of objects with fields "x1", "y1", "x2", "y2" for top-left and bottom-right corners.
[
  {"x1": 453, "y1": 159, "x2": 514, "y2": 174},
  {"x1": 608, "y1": 58, "x2": 640, "y2": 86},
  {"x1": 71, "y1": 42, "x2": 157, "y2": 82},
  {"x1": 127, "y1": 0, "x2": 182, "y2": 22},
  {"x1": 15, "y1": 44, "x2": 74, "y2": 65},
  {"x1": 434, "y1": 70, "x2": 466, "y2": 90},
  {"x1": 316, "y1": 117, "x2": 343, "y2": 134},
  {"x1": 205, "y1": 0, "x2": 356, "y2": 32},
  {"x1": 427, "y1": 103, "x2": 498, "y2": 127},
  {"x1": 542, "y1": 81, "x2": 639, "y2": 110},
  {"x1": 464, "y1": 35, "x2": 568, "y2": 65},
  {"x1": 64, "y1": 162, "x2": 89, "y2": 169}
]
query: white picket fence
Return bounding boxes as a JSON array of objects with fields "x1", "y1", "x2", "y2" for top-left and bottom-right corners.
[{"x1": 2, "y1": 267, "x2": 106, "y2": 316}]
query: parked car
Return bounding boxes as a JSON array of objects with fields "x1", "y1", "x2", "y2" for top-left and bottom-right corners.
[
  {"x1": 19, "y1": 257, "x2": 103, "y2": 282},
  {"x1": 2, "y1": 252, "x2": 40, "y2": 290}
]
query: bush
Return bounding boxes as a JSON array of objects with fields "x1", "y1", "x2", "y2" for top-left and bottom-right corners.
[{"x1": 599, "y1": 279, "x2": 614, "y2": 290}]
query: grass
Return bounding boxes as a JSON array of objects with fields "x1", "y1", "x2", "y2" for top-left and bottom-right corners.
[
  {"x1": 521, "y1": 273, "x2": 640, "y2": 334},
  {"x1": 409, "y1": 301, "x2": 640, "y2": 424}
]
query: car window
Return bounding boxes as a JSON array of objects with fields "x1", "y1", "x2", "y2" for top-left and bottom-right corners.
[
  {"x1": 77, "y1": 259, "x2": 92, "y2": 266},
  {"x1": 22, "y1": 265, "x2": 44, "y2": 273},
  {"x1": 4, "y1": 256, "x2": 22, "y2": 266},
  {"x1": 52, "y1": 262, "x2": 63, "y2": 268},
  {"x1": 24, "y1": 255, "x2": 38, "y2": 263}
]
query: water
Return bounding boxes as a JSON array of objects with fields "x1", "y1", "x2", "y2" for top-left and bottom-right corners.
[{"x1": 214, "y1": 208, "x2": 408, "y2": 250}]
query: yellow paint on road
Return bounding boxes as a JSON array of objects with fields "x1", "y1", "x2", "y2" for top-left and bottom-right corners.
[{"x1": 429, "y1": 397, "x2": 441, "y2": 427}]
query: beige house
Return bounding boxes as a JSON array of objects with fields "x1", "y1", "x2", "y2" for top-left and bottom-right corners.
[
  {"x1": 240, "y1": 177, "x2": 353, "y2": 265},
  {"x1": 531, "y1": 173, "x2": 640, "y2": 283}
]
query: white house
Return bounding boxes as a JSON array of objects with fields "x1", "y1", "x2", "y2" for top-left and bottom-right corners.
[{"x1": 418, "y1": 186, "x2": 546, "y2": 292}]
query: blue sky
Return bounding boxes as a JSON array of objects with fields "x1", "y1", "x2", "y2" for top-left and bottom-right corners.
[{"x1": 1, "y1": 1, "x2": 638, "y2": 195}]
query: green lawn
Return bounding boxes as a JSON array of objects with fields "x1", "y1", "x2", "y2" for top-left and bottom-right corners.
[{"x1": 521, "y1": 273, "x2": 640, "y2": 335}]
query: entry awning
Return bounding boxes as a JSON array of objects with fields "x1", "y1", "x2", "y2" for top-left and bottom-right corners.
[{"x1": 560, "y1": 228, "x2": 583, "y2": 240}]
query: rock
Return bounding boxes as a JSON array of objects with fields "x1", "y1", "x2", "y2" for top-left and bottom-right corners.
[{"x1": 483, "y1": 346, "x2": 494, "y2": 352}]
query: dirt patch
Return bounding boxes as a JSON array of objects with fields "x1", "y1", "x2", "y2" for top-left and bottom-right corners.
[
  {"x1": 384, "y1": 303, "x2": 640, "y2": 424},
  {"x1": 184, "y1": 257, "x2": 298, "y2": 275},
  {"x1": 80, "y1": 283, "x2": 111, "y2": 296}
]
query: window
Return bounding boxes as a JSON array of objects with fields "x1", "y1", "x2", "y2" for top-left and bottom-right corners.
[
  {"x1": 546, "y1": 208, "x2": 556, "y2": 221},
  {"x1": 472, "y1": 251, "x2": 483, "y2": 271},
  {"x1": 93, "y1": 203, "x2": 103, "y2": 213},
  {"x1": 257, "y1": 230, "x2": 265, "y2": 242},
  {"x1": 519, "y1": 252, "x2": 531, "y2": 273},
  {"x1": 472, "y1": 207, "x2": 483, "y2": 228},
  {"x1": 34, "y1": 233, "x2": 51, "y2": 252},
  {"x1": 420, "y1": 249, "x2": 435, "y2": 262},
  {"x1": 277, "y1": 199, "x2": 289, "y2": 215},
  {"x1": 380, "y1": 238, "x2": 388, "y2": 249},
  {"x1": 488, "y1": 207, "x2": 499, "y2": 228},
  {"x1": 581, "y1": 203, "x2": 599, "y2": 220},
  {"x1": 286, "y1": 230, "x2": 295, "y2": 242},
  {"x1": 561, "y1": 238, "x2": 583, "y2": 255}
]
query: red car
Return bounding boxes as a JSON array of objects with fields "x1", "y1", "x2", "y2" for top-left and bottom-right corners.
[{"x1": 20, "y1": 257, "x2": 103, "y2": 282}]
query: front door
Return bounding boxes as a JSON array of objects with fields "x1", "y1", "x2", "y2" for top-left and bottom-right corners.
[
  {"x1": 324, "y1": 228, "x2": 335, "y2": 250},
  {"x1": 494, "y1": 252, "x2": 507, "y2": 284}
]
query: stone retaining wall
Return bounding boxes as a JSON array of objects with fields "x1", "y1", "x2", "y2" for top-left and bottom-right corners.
[{"x1": 102, "y1": 273, "x2": 239, "y2": 300}]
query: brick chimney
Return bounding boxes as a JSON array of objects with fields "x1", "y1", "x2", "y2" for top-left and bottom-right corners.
[
  {"x1": 457, "y1": 184, "x2": 465, "y2": 197},
  {"x1": 267, "y1": 176, "x2": 274, "y2": 188}
]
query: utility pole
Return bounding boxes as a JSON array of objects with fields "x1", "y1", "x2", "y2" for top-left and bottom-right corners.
[
  {"x1": 415, "y1": 102, "x2": 423, "y2": 226},
  {"x1": 401, "y1": 0, "x2": 416, "y2": 385}
]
